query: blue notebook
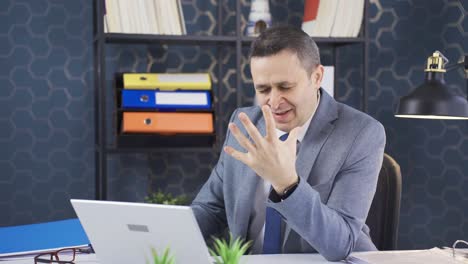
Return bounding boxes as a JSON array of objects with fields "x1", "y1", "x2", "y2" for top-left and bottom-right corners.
[
  {"x1": 0, "y1": 218, "x2": 90, "y2": 257},
  {"x1": 121, "y1": 90, "x2": 212, "y2": 109}
]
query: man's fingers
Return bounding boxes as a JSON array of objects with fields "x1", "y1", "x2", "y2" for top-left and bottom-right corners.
[
  {"x1": 261, "y1": 105, "x2": 275, "y2": 139},
  {"x1": 223, "y1": 146, "x2": 250, "y2": 166},
  {"x1": 238, "y1": 112, "x2": 264, "y2": 145},
  {"x1": 228, "y1": 123, "x2": 256, "y2": 153}
]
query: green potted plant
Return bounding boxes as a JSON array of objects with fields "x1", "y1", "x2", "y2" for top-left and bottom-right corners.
[
  {"x1": 147, "y1": 247, "x2": 175, "y2": 264},
  {"x1": 209, "y1": 234, "x2": 252, "y2": 264},
  {"x1": 145, "y1": 189, "x2": 189, "y2": 205}
]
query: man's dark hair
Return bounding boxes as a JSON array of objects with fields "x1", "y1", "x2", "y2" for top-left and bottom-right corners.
[{"x1": 249, "y1": 25, "x2": 321, "y2": 76}]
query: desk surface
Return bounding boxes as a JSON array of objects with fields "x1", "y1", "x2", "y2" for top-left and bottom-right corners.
[
  {"x1": 6, "y1": 251, "x2": 460, "y2": 264},
  {"x1": 241, "y1": 254, "x2": 339, "y2": 263},
  {"x1": 3, "y1": 249, "x2": 465, "y2": 264},
  {"x1": 0, "y1": 253, "x2": 340, "y2": 264}
]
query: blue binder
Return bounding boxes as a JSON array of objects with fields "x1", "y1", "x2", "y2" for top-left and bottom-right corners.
[
  {"x1": 0, "y1": 218, "x2": 90, "y2": 256},
  {"x1": 121, "y1": 90, "x2": 212, "y2": 110}
]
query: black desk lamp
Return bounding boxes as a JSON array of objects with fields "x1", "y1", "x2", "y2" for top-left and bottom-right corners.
[{"x1": 395, "y1": 51, "x2": 468, "y2": 120}]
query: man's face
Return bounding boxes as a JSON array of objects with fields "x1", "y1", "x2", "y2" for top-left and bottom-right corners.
[{"x1": 250, "y1": 50, "x2": 323, "y2": 132}]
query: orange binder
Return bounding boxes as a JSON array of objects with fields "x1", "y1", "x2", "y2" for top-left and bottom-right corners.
[{"x1": 122, "y1": 112, "x2": 214, "y2": 134}]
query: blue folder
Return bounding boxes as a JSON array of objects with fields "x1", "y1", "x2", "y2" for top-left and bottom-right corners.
[
  {"x1": 121, "y1": 90, "x2": 212, "y2": 110},
  {"x1": 0, "y1": 218, "x2": 90, "y2": 256}
]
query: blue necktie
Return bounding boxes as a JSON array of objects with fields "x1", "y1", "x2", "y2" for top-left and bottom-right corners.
[{"x1": 262, "y1": 133, "x2": 288, "y2": 254}]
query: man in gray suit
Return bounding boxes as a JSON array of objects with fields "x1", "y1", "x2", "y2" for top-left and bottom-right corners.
[{"x1": 191, "y1": 25, "x2": 385, "y2": 261}]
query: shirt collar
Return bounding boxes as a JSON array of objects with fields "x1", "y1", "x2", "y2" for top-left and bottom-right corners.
[{"x1": 275, "y1": 91, "x2": 321, "y2": 143}]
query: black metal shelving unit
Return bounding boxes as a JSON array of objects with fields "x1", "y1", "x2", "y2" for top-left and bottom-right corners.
[{"x1": 92, "y1": 0, "x2": 370, "y2": 200}]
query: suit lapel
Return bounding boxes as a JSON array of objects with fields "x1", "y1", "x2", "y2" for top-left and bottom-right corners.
[
  {"x1": 283, "y1": 89, "x2": 339, "y2": 249},
  {"x1": 235, "y1": 167, "x2": 259, "y2": 238},
  {"x1": 296, "y1": 89, "x2": 338, "y2": 183},
  {"x1": 235, "y1": 112, "x2": 265, "y2": 238}
]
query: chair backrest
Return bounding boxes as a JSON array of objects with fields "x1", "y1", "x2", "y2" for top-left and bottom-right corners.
[{"x1": 366, "y1": 153, "x2": 402, "y2": 250}]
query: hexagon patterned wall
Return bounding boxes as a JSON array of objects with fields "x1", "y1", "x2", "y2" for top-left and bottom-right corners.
[
  {"x1": 369, "y1": 0, "x2": 468, "y2": 249},
  {"x1": 0, "y1": 0, "x2": 95, "y2": 226},
  {"x1": 0, "y1": 0, "x2": 467, "y2": 251}
]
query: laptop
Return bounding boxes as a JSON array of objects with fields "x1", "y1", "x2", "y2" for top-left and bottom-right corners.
[{"x1": 70, "y1": 199, "x2": 212, "y2": 264}]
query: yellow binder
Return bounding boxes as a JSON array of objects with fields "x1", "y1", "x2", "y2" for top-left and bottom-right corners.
[{"x1": 123, "y1": 73, "x2": 211, "y2": 90}]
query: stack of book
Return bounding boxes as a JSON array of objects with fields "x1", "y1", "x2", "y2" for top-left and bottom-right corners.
[
  {"x1": 104, "y1": 0, "x2": 186, "y2": 35},
  {"x1": 120, "y1": 73, "x2": 214, "y2": 139},
  {"x1": 302, "y1": 0, "x2": 365, "y2": 37}
]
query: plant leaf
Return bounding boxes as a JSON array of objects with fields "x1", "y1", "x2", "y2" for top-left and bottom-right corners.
[
  {"x1": 149, "y1": 247, "x2": 175, "y2": 264},
  {"x1": 209, "y1": 234, "x2": 252, "y2": 264}
]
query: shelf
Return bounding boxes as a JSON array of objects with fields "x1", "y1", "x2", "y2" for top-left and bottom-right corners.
[
  {"x1": 106, "y1": 146, "x2": 217, "y2": 154},
  {"x1": 117, "y1": 108, "x2": 215, "y2": 113},
  {"x1": 94, "y1": 0, "x2": 371, "y2": 200},
  {"x1": 314, "y1": 37, "x2": 366, "y2": 44},
  {"x1": 116, "y1": 133, "x2": 216, "y2": 149},
  {"x1": 105, "y1": 33, "x2": 237, "y2": 44},
  {"x1": 241, "y1": 36, "x2": 365, "y2": 45},
  {"x1": 104, "y1": 33, "x2": 365, "y2": 46}
]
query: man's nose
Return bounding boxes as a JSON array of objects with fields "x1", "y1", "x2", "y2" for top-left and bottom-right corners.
[{"x1": 269, "y1": 89, "x2": 282, "y2": 108}]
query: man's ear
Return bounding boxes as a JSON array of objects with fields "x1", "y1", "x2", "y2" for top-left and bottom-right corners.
[{"x1": 310, "y1": 65, "x2": 324, "y2": 87}]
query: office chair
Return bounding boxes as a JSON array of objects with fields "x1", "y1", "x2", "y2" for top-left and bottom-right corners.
[{"x1": 366, "y1": 153, "x2": 402, "y2": 250}]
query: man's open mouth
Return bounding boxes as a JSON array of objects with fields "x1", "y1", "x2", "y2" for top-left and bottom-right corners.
[{"x1": 273, "y1": 109, "x2": 291, "y2": 116}]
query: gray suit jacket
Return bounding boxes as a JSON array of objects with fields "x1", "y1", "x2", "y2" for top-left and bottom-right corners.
[{"x1": 191, "y1": 89, "x2": 386, "y2": 261}]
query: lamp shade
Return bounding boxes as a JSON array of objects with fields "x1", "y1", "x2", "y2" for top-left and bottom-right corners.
[{"x1": 395, "y1": 72, "x2": 468, "y2": 120}]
